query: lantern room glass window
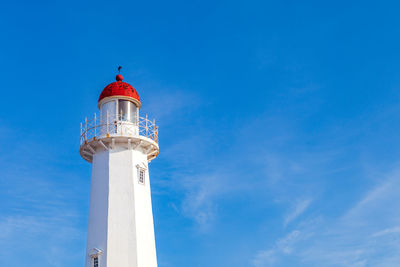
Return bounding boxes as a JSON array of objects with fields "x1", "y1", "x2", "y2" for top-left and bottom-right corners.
[
  {"x1": 101, "y1": 100, "x2": 116, "y2": 122},
  {"x1": 118, "y1": 100, "x2": 137, "y2": 122}
]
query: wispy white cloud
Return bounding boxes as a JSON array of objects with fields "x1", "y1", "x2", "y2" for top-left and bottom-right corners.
[
  {"x1": 160, "y1": 111, "x2": 336, "y2": 232},
  {"x1": 371, "y1": 226, "x2": 400, "y2": 238},
  {"x1": 284, "y1": 199, "x2": 312, "y2": 226},
  {"x1": 181, "y1": 174, "x2": 220, "y2": 230},
  {"x1": 252, "y1": 249, "x2": 276, "y2": 267},
  {"x1": 276, "y1": 230, "x2": 301, "y2": 254},
  {"x1": 252, "y1": 165, "x2": 400, "y2": 267},
  {"x1": 178, "y1": 167, "x2": 239, "y2": 231},
  {"x1": 343, "y1": 169, "x2": 400, "y2": 221},
  {"x1": 252, "y1": 230, "x2": 302, "y2": 267}
]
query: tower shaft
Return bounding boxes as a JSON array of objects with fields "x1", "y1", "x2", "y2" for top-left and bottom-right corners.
[{"x1": 85, "y1": 148, "x2": 157, "y2": 267}]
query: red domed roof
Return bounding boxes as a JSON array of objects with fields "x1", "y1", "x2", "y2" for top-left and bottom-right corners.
[{"x1": 98, "y1": 75, "x2": 141, "y2": 107}]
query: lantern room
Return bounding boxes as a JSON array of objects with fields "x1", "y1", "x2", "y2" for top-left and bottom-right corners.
[
  {"x1": 98, "y1": 74, "x2": 141, "y2": 123},
  {"x1": 80, "y1": 72, "x2": 159, "y2": 163}
]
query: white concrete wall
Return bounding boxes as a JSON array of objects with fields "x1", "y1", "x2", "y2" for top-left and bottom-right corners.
[
  {"x1": 86, "y1": 150, "x2": 109, "y2": 267},
  {"x1": 132, "y1": 150, "x2": 157, "y2": 267},
  {"x1": 85, "y1": 147, "x2": 157, "y2": 267}
]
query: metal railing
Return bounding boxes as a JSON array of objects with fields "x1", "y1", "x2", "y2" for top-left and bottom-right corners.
[{"x1": 80, "y1": 113, "x2": 158, "y2": 145}]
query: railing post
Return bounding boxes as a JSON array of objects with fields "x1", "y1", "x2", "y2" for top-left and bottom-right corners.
[
  {"x1": 136, "y1": 113, "x2": 139, "y2": 135},
  {"x1": 146, "y1": 114, "x2": 148, "y2": 137},
  {"x1": 156, "y1": 125, "x2": 158, "y2": 143},
  {"x1": 80, "y1": 122, "x2": 83, "y2": 145},
  {"x1": 153, "y1": 119, "x2": 155, "y2": 140},
  {"x1": 85, "y1": 117, "x2": 87, "y2": 141}
]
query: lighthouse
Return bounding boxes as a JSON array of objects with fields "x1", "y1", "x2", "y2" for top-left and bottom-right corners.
[{"x1": 80, "y1": 72, "x2": 159, "y2": 267}]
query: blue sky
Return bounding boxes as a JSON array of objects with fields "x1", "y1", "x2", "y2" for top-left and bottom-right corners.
[{"x1": 1, "y1": 0, "x2": 400, "y2": 266}]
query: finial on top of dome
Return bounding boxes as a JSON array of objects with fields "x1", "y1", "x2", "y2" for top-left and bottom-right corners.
[{"x1": 116, "y1": 66, "x2": 123, "y2": 81}]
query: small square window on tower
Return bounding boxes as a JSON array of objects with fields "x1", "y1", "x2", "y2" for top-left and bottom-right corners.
[
  {"x1": 138, "y1": 168, "x2": 145, "y2": 185},
  {"x1": 136, "y1": 163, "x2": 147, "y2": 185}
]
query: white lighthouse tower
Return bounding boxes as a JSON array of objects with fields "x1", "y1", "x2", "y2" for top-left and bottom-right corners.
[{"x1": 80, "y1": 72, "x2": 159, "y2": 267}]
